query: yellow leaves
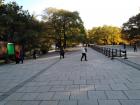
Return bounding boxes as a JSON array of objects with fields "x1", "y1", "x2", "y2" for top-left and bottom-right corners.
[{"x1": 87, "y1": 25, "x2": 123, "y2": 45}]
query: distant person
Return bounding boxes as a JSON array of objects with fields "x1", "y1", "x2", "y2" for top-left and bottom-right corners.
[
  {"x1": 133, "y1": 44, "x2": 137, "y2": 52},
  {"x1": 15, "y1": 51, "x2": 20, "y2": 64},
  {"x1": 81, "y1": 46, "x2": 87, "y2": 61},
  {"x1": 33, "y1": 50, "x2": 36, "y2": 59},
  {"x1": 123, "y1": 44, "x2": 126, "y2": 49},
  {"x1": 60, "y1": 47, "x2": 65, "y2": 59},
  {"x1": 19, "y1": 49, "x2": 24, "y2": 64}
]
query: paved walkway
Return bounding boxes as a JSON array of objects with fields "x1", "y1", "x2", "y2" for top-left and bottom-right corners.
[{"x1": 0, "y1": 48, "x2": 140, "y2": 105}]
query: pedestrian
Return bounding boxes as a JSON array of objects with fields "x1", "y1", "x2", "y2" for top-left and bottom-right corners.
[
  {"x1": 15, "y1": 51, "x2": 20, "y2": 64},
  {"x1": 123, "y1": 44, "x2": 126, "y2": 49},
  {"x1": 133, "y1": 44, "x2": 137, "y2": 52},
  {"x1": 19, "y1": 49, "x2": 24, "y2": 63},
  {"x1": 60, "y1": 47, "x2": 65, "y2": 59},
  {"x1": 81, "y1": 46, "x2": 87, "y2": 61},
  {"x1": 33, "y1": 50, "x2": 36, "y2": 59}
]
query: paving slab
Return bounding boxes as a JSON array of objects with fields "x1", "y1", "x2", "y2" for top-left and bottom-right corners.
[
  {"x1": 19, "y1": 93, "x2": 39, "y2": 100},
  {"x1": 0, "y1": 101, "x2": 7, "y2": 105},
  {"x1": 88, "y1": 91, "x2": 107, "y2": 100},
  {"x1": 95, "y1": 84, "x2": 111, "y2": 90},
  {"x1": 105, "y1": 91, "x2": 128, "y2": 99},
  {"x1": 125, "y1": 83, "x2": 140, "y2": 90},
  {"x1": 110, "y1": 84, "x2": 128, "y2": 90},
  {"x1": 5, "y1": 101, "x2": 23, "y2": 105},
  {"x1": 35, "y1": 92, "x2": 55, "y2": 100},
  {"x1": 78, "y1": 100, "x2": 98, "y2": 105},
  {"x1": 40, "y1": 101, "x2": 58, "y2": 105},
  {"x1": 52, "y1": 92, "x2": 70, "y2": 100},
  {"x1": 124, "y1": 90, "x2": 140, "y2": 99},
  {"x1": 98, "y1": 100, "x2": 121, "y2": 105},
  {"x1": 80, "y1": 85, "x2": 95, "y2": 91},
  {"x1": 22, "y1": 101, "x2": 41, "y2": 105},
  {"x1": 58, "y1": 100, "x2": 77, "y2": 105},
  {"x1": 119, "y1": 100, "x2": 140, "y2": 105},
  {"x1": 70, "y1": 91, "x2": 88, "y2": 100}
]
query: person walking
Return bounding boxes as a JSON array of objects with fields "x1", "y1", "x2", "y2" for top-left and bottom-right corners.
[
  {"x1": 133, "y1": 44, "x2": 137, "y2": 52},
  {"x1": 81, "y1": 46, "x2": 87, "y2": 61},
  {"x1": 33, "y1": 50, "x2": 36, "y2": 59},
  {"x1": 123, "y1": 44, "x2": 126, "y2": 49},
  {"x1": 60, "y1": 47, "x2": 65, "y2": 59},
  {"x1": 19, "y1": 49, "x2": 24, "y2": 64},
  {"x1": 15, "y1": 51, "x2": 20, "y2": 64}
]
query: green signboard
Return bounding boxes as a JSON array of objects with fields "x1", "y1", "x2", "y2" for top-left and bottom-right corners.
[{"x1": 7, "y1": 43, "x2": 15, "y2": 55}]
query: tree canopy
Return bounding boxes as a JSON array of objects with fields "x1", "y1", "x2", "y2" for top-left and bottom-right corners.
[
  {"x1": 42, "y1": 7, "x2": 86, "y2": 48},
  {"x1": 122, "y1": 13, "x2": 140, "y2": 43},
  {"x1": 0, "y1": 2, "x2": 52, "y2": 52},
  {"x1": 0, "y1": 2, "x2": 87, "y2": 56},
  {"x1": 0, "y1": 0, "x2": 4, "y2": 5},
  {"x1": 88, "y1": 25, "x2": 123, "y2": 45}
]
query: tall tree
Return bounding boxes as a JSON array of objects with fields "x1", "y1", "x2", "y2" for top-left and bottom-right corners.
[
  {"x1": 0, "y1": 2, "x2": 49, "y2": 52},
  {"x1": 122, "y1": 13, "x2": 140, "y2": 43},
  {"x1": 42, "y1": 8, "x2": 86, "y2": 48},
  {"x1": 0, "y1": 0, "x2": 4, "y2": 5},
  {"x1": 0, "y1": 2, "x2": 31, "y2": 43},
  {"x1": 88, "y1": 26, "x2": 123, "y2": 45}
]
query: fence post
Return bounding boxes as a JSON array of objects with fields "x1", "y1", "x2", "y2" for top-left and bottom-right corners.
[
  {"x1": 107, "y1": 48, "x2": 109, "y2": 56},
  {"x1": 115, "y1": 49, "x2": 117, "y2": 57},
  {"x1": 111, "y1": 49, "x2": 114, "y2": 60},
  {"x1": 124, "y1": 50, "x2": 128, "y2": 59},
  {"x1": 120, "y1": 49, "x2": 122, "y2": 57},
  {"x1": 103, "y1": 47, "x2": 105, "y2": 54},
  {"x1": 108, "y1": 48, "x2": 110, "y2": 57},
  {"x1": 105, "y1": 48, "x2": 107, "y2": 56}
]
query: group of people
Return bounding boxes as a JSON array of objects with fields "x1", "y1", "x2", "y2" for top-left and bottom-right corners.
[
  {"x1": 124, "y1": 43, "x2": 138, "y2": 52},
  {"x1": 31, "y1": 46, "x2": 88, "y2": 61},
  {"x1": 15, "y1": 49, "x2": 38, "y2": 64},
  {"x1": 15, "y1": 46, "x2": 88, "y2": 64},
  {"x1": 14, "y1": 43, "x2": 140, "y2": 64},
  {"x1": 59, "y1": 46, "x2": 88, "y2": 61}
]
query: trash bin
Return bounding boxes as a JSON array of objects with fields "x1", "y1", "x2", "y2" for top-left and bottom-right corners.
[{"x1": 7, "y1": 43, "x2": 15, "y2": 55}]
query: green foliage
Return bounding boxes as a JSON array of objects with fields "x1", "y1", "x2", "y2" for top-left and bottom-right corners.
[
  {"x1": 122, "y1": 13, "x2": 140, "y2": 43},
  {"x1": 0, "y1": 2, "x2": 86, "y2": 55},
  {"x1": 0, "y1": 2, "x2": 51, "y2": 53},
  {"x1": 42, "y1": 8, "x2": 86, "y2": 48},
  {"x1": 0, "y1": 2, "x2": 31, "y2": 42},
  {"x1": 0, "y1": 0, "x2": 4, "y2": 5},
  {"x1": 88, "y1": 26, "x2": 123, "y2": 45}
]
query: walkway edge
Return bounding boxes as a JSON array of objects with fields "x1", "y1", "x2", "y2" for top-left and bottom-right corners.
[{"x1": 116, "y1": 58, "x2": 140, "y2": 71}]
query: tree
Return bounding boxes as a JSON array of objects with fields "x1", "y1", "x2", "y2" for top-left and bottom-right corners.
[
  {"x1": 0, "y1": 2, "x2": 51, "y2": 53},
  {"x1": 88, "y1": 26, "x2": 123, "y2": 45},
  {"x1": 0, "y1": 2, "x2": 31, "y2": 43},
  {"x1": 42, "y1": 8, "x2": 86, "y2": 48},
  {"x1": 0, "y1": 0, "x2": 4, "y2": 5},
  {"x1": 122, "y1": 13, "x2": 140, "y2": 43}
]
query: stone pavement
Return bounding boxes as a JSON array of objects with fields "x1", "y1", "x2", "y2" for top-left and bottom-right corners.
[{"x1": 0, "y1": 48, "x2": 140, "y2": 105}]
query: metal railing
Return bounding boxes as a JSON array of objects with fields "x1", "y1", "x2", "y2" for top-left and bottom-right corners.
[{"x1": 90, "y1": 45, "x2": 128, "y2": 60}]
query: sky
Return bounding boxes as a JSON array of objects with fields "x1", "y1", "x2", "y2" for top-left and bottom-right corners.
[{"x1": 5, "y1": 0, "x2": 140, "y2": 29}]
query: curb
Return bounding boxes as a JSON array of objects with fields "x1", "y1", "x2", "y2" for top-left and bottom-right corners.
[{"x1": 116, "y1": 58, "x2": 140, "y2": 71}]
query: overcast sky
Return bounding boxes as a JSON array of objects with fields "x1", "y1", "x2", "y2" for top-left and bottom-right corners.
[{"x1": 5, "y1": 0, "x2": 140, "y2": 29}]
